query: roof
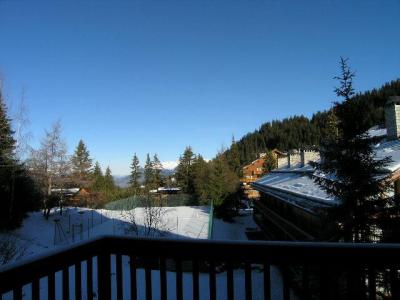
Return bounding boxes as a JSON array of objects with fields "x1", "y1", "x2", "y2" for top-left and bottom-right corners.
[
  {"x1": 51, "y1": 188, "x2": 80, "y2": 194},
  {"x1": 374, "y1": 139, "x2": 400, "y2": 172},
  {"x1": 367, "y1": 126, "x2": 387, "y2": 138},
  {"x1": 252, "y1": 137, "x2": 400, "y2": 207},
  {"x1": 253, "y1": 169, "x2": 336, "y2": 205}
]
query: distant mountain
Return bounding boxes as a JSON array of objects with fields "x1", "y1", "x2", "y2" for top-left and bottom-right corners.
[
  {"x1": 113, "y1": 175, "x2": 131, "y2": 188},
  {"x1": 113, "y1": 168, "x2": 176, "y2": 188}
]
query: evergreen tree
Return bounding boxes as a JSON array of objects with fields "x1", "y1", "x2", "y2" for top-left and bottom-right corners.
[
  {"x1": 0, "y1": 93, "x2": 16, "y2": 164},
  {"x1": 314, "y1": 57, "x2": 390, "y2": 242},
  {"x1": 152, "y1": 153, "x2": 163, "y2": 188},
  {"x1": 192, "y1": 155, "x2": 211, "y2": 204},
  {"x1": 91, "y1": 161, "x2": 104, "y2": 191},
  {"x1": 175, "y1": 146, "x2": 195, "y2": 193},
  {"x1": 103, "y1": 166, "x2": 115, "y2": 192},
  {"x1": 129, "y1": 153, "x2": 141, "y2": 193},
  {"x1": 262, "y1": 150, "x2": 278, "y2": 174},
  {"x1": 227, "y1": 136, "x2": 241, "y2": 176},
  {"x1": 71, "y1": 139, "x2": 92, "y2": 182},
  {"x1": 144, "y1": 153, "x2": 154, "y2": 189},
  {"x1": 208, "y1": 155, "x2": 240, "y2": 215},
  {"x1": 0, "y1": 87, "x2": 41, "y2": 229}
]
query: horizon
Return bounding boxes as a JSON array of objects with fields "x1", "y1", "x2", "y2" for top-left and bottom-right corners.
[{"x1": 1, "y1": 0, "x2": 399, "y2": 175}]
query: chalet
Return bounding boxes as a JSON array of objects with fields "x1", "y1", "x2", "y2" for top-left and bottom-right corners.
[
  {"x1": 252, "y1": 96, "x2": 400, "y2": 241},
  {"x1": 241, "y1": 149, "x2": 285, "y2": 199}
]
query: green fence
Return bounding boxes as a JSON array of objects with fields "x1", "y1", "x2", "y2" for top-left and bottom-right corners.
[
  {"x1": 207, "y1": 199, "x2": 214, "y2": 239},
  {"x1": 104, "y1": 194, "x2": 197, "y2": 210}
]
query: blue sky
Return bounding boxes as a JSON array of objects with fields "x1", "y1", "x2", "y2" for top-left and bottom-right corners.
[{"x1": 0, "y1": 0, "x2": 399, "y2": 175}]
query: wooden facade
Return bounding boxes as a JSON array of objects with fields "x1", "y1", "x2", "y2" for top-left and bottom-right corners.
[{"x1": 241, "y1": 149, "x2": 284, "y2": 199}]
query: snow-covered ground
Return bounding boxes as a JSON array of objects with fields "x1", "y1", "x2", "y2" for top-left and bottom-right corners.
[
  {"x1": 1, "y1": 206, "x2": 210, "y2": 262},
  {"x1": 1, "y1": 207, "x2": 295, "y2": 300}
]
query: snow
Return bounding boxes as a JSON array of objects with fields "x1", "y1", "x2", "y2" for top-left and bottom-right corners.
[
  {"x1": 212, "y1": 215, "x2": 259, "y2": 241},
  {"x1": 1, "y1": 206, "x2": 297, "y2": 300},
  {"x1": 161, "y1": 161, "x2": 179, "y2": 170},
  {"x1": 1, "y1": 213, "x2": 294, "y2": 300},
  {"x1": 254, "y1": 136, "x2": 400, "y2": 204},
  {"x1": 367, "y1": 126, "x2": 387, "y2": 138},
  {"x1": 374, "y1": 139, "x2": 400, "y2": 172},
  {"x1": 1, "y1": 206, "x2": 210, "y2": 263},
  {"x1": 255, "y1": 171, "x2": 335, "y2": 203}
]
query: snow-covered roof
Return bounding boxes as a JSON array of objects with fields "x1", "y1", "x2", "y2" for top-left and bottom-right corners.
[
  {"x1": 273, "y1": 163, "x2": 315, "y2": 173},
  {"x1": 157, "y1": 187, "x2": 181, "y2": 192},
  {"x1": 253, "y1": 138, "x2": 400, "y2": 208},
  {"x1": 253, "y1": 170, "x2": 336, "y2": 205},
  {"x1": 374, "y1": 139, "x2": 400, "y2": 172},
  {"x1": 51, "y1": 188, "x2": 80, "y2": 194},
  {"x1": 367, "y1": 126, "x2": 387, "y2": 138}
]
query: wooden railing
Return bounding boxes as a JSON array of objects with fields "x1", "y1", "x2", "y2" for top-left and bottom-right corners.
[{"x1": 1, "y1": 236, "x2": 400, "y2": 299}]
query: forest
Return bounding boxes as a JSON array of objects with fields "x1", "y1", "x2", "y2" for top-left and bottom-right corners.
[
  {"x1": 224, "y1": 79, "x2": 400, "y2": 166},
  {"x1": 1, "y1": 76, "x2": 400, "y2": 230}
]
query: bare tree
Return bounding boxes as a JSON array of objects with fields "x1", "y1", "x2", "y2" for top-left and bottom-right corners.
[
  {"x1": 141, "y1": 194, "x2": 170, "y2": 237},
  {"x1": 123, "y1": 194, "x2": 171, "y2": 238},
  {"x1": 13, "y1": 88, "x2": 32, "y2": 160},
  {"x1": 27, "y1": 121, "x2": 69, "y2": 219},
  {"x1": 123, "y1": 209, "x2": 139, "y2": 236}
]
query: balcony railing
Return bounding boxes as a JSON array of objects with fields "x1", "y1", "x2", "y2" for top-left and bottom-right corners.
[{"x1": 1, "y1": 236, "x2": 400, "y2": 299}]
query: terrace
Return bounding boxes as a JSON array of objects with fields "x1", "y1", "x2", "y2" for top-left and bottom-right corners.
[{"x1": 1, "y1": 236, "x2": 400, "y2": 300}]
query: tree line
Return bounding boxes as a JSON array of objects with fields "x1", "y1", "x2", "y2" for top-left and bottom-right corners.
[{"x1": 223, "y1": 79, "x2": 400, "y2": 167}]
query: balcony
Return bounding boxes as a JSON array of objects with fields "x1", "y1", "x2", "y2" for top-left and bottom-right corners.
[{"x1": 1, "y1": 236, "x2": 400, "y2": 300}]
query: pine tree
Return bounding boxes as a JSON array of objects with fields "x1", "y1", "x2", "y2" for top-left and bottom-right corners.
[
  {"x1": 129, "y1": 153, "x2": 141, "y2": 193},
  {"x1": 152, "y1": 154, "x2": 163, "y2": 188},
  {"x1": 144, "y1": 153, "x2": 154, "y2": 189},
  {"x1": 103, "y1": 166, "x2": 115, "y2": 192},
  {"x1": 192, "y1": 155, "x2": 211, "y2": 204},
  {"x1": 175, "y1": 146, "x2": 195, "y2": 193},
  {"x1": 208, "y1": 155, "x2": 240, "y2": 213},
  {"x1": 91, "y1": 161, "x2": 104, "y2": 191},
  {"x1": 0, "y1": 92, "x2": 16, "y2": 164},
  {"x1": 314, "y1": 57, "x2": 390, "y2": 242},
  {"x1": 263, "y1": 150, "x2": 277, "y2": 173},
  {"x1": 227, "y1": 136, "x2": 241, "y2": 176},
  {"x1": 71, "y1": 139, "x2": 92, "y2": 182},
  {"x1": 0, "y1": 88, "x2": 17, "y2": 226}
]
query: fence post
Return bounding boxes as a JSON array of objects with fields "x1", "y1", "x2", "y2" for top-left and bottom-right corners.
[{"x1": 97, "y1": 252, "x2": 111, "y2": 300}]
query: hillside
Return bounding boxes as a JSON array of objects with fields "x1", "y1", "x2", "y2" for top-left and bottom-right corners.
[{"x1": 225, "y1": 79, "x2": 400, "y2": 166}]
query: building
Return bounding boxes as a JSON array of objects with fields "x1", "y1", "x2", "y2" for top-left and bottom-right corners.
[
  {"x1": 252, "y1": 96, "x2": 400, "y2": 241},
  {"x1": 241, "y1": 149, "x2": 285, "y2": 199}
]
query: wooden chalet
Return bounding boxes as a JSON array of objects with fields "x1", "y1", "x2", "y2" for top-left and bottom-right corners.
[{"x1": 241, "y1": 149, "x2": 285, "y2": 199}]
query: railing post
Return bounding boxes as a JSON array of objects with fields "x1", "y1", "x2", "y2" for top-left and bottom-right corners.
[
  {"x1": 209, "y1": 260, "x2": 216, "y2": 300},
  {"x1": 263, "y1": 263, "x2": 271, "y2": 300},
  {"x1": 116, "y1": 254, "x2": 123, "y2": 300},
  {"x1": 48, "y1": 272, "x2": 55, "y2": 300},
  {"x1": 176, "y1": 258, "x2": 183, "y2": 300},
  {"x1": 192, "y1": 259, "x2": 200, "y2": 300},
  {"x1": 97, "y1": 253, "x2": 111, "y2": 300},
  {"x1": 227, "y1": 261, "x2": 234, "y2": 300},
  {"x1": 87, "y1": 258, "x2": 94, "y2": 300},
  {"x1": 62, "y1": 266, "x2": 70, "y2": 300},
  {"x1": 130, "y1": 255, "x2": 137, "y2": 300},
  {"x1": 245, "y1": 262, "x2": 252, "y2": 300},
  {"x1": 159, "y1": 257, "x2": 167, "y2": 300},
  {"x1": 75, "y1": 261, "x2": 82, "y2": 300}
]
